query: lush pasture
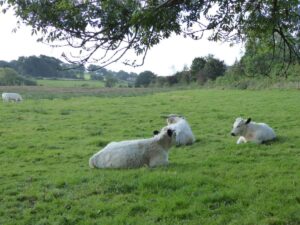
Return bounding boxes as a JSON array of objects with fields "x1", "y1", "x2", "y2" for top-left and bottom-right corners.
[
  {"x1": 0, "y1": 86, "x2": 169, "y2": 100},
  {"x1": 0, "y1": 89, "x2": 299, "y2": 225},
  {"x1": 37, "y1": 79, "x2": 105, "y2": 88}
]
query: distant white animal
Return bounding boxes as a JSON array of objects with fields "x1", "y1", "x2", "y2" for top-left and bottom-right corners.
[
  {"x1": 2, "y1": 92, "x2": 23, "y2": 102},
  {"x1": 164, "y1": 114, "x2": 195, "y2": 145},
  {"x1": 231, "y1": 117, "x2": 276, "y2": 144},
  {"x1": 89, "y1": 127, "x2": 176, "y2": 169}
]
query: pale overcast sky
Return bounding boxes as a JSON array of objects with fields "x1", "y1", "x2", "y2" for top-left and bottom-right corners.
[{"x1": 0, "y1": 10, "x2": 244, "y2": 76}]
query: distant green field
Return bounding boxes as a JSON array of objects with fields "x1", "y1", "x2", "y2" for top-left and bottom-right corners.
[
  {"x1": 37, "y1": 79, "x2": 104, "y2": 88},
  {"x1": 0, "y1": 89, "x2": 299, "y2": 225}
]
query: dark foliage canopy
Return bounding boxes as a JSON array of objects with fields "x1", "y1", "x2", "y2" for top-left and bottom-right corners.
[
  {"x1": 135, "y1": 70, "x2": 156, "y2": 87},
  {"x1": 1, "y1": 55, "x2": 84, "y2": 78},
  {"x1": 1, "y1": 0, "x2": 300, "y2": 69},
  {"x1": 0, "y1": 67, "x2": 36, "y2": 85}
]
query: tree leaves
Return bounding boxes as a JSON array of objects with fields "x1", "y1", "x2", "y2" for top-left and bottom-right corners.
[{"x1": 2, "y1": 0, "x2": 300, "y2": 73}]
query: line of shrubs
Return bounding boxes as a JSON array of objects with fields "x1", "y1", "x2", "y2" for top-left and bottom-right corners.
[{"x1": 0, "y1": 68, "x2": 36, "y2": 86}]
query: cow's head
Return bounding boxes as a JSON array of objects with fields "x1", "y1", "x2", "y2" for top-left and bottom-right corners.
[{"x1": 231, "y1": 117, "x2": 251, "y2": 136}]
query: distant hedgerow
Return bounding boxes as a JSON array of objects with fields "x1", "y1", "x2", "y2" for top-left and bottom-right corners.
[{"x1": 0, "y1": 67, "x2": 36, "y2": 86}]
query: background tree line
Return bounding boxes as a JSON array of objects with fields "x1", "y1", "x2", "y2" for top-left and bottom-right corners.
[
  {"x1": 0, "y1": 55, "x2": 84, "y2": 79},
  {"x1": 0, "y1": 54, "x2": 228, "y2": 88},
  {"x1": 0, "y1": 36, "x2": 299, "y2": 88},
  {"x1": 215, "y1": 38, "x2": 300, "y2": 89},
  {"x1": 134, "y1": 55, "x2": 227, "y2": 87},
  {"x1": 0, "y1": 55, "x2": 138, "y2": 87},
  {"x1": 134, "y1": 38, "x2": 300, "y2": 88}
]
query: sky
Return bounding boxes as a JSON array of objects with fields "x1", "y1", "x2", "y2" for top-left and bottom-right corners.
[{"x1": 0, "y1": 9, "x2": 244, "y2": 76}]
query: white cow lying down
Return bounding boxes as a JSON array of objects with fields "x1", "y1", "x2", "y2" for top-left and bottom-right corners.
[
  {"x1": 89, "y1": 127, "x2": 176, "y2": 169},
  {"x1": 2, "y1": 92, "x2": 23, "y2": 102},
  {"x1": 231, "y1": 117, "x2": 276, "y2": 144},
  {"x1": 163, "y1": 114, "x2": 195, "y2": 146}
]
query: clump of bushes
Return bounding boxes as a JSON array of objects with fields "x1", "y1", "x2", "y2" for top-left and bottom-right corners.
[{"x1": 0, "y1": 67, "x2": 36, "y2": 86}]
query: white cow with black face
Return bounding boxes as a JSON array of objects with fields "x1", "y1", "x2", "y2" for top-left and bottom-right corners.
[{"x1": 231, "y1": 117, "x2": 276, "y2": 144}]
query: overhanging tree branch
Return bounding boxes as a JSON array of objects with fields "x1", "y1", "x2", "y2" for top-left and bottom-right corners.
[{"x1": 1, "y1": 0, "x2": 299, "y2": 76}]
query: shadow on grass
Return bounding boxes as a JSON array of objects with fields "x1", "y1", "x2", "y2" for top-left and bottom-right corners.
[{"x1": 262, "y1": 135, "x2": 286, "y2": 145}]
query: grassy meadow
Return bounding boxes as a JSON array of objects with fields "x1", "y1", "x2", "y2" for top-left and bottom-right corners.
[
  {"x1": 0, "y1": 88, "x2": 300, "y2": 225},
  {"x1": 37, "y1": 79, "x2": 105, "y2": 88}
]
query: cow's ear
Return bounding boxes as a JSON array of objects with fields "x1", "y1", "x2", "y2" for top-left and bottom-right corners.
[
  {"x1": 167, "y1": 129, "x2": 173, "y2": 137},
  {"x1": 153, "y1": 130, "x2": 159, "y2": 135},
  {"x1": 245, "y1": 118, "x2": 251, "y2": 124}
]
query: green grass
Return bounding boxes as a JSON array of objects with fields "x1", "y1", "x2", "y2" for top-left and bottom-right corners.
[
  {"x1": 0, "y1": 86, "x2": 173, "y2": 100},
  {"x1": 0, "y1": 89, "x2": 299, "y2": 225},
  {"x1": 37, "y1": 79, "x2": 104, "y2": 88}
]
